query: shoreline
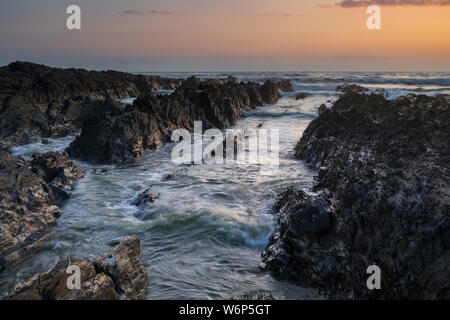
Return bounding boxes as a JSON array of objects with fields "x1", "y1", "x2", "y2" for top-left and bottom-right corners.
[{"x1": 1, "y1": 62, "x2": 449, "y2": 300}]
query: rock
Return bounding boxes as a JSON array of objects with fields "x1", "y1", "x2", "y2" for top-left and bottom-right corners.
[
  {"x1": 0, "y1": 150, "x2": 84, "y2": 270},
  {"x1": 5, "y1": 236, "x2": 149, "y2": 300},
  {"x1": 336, "y1": 84, "x2": 368, "y2": 95},
  {"x1": 93, "y1": 236, "x2": 149, "y2": 300},
  {"x1": 276, "y1": 80, "x2": 293, "y2": 92},
  {"x1": 318, "y1": 104, "x2": 327, "y2": 115},
  {"x1": 232, "y1": 290, "x2": 275, "y2": 300},
  {"x1": 263, "y1": 92, "x2": 450, "y2": 299},
  {"x1": 261, "y1": 80, "x2": 279, "y2": 105},
  {"x1": 0, "y1": 151, "x2": 62, "y2": 271},
  {"x1": 0, "y1": 61, "x2": 182, "y2": 147},
  {"x1": 295, "y1": 92, "x2": 311, "y2": 100},
  {"x1": 30, "y1": 152, "x2": 84, "y2": 202},
  {"x1": 164, "y1": 169, "x2": 187, "y2": 180},
  {"x1": 261, "y1": 187, "x2": 339, "y2": 290},
  {"x1": 244, "y1": 82, "x2": 265, "y2": 107},
  {"x1": 67, "y1": 78, "x2": 279, "y2": 164},
  {"x1": 132, "y1": 188, "x2": 159, "y2": 207}
]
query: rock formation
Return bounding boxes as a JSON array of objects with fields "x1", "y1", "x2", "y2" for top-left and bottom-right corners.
[
  {"x1": 262, "y1": 92, "x2": 450, "y2": 299},
  {"x1": 0, "y1": 151, "x2": 61, "y2": 270},
  {"x1": 0, "y1": 151, "x2": 84, "y2": 270},
  {"x1": 0, "y1": 61, "x2": 182, "y2": 148},
  {"x1": 67, "y1": 78, "x2": 280, "y2": 163},
  {"x1": 5, "y1": 236, "x2": 149, "y2": 300},
  {"x1": 336, "y1": 84, "x2": 369, "y2": 95},
  {"x1": 30, "y1": 151, "x2": 85, "y2": 202},
  {"x1": 276, "y1": 80, "x2": 293, "y2": 92},
  {"x1": 132, "y1": 188, "x2": 159, "y2": 207},
  {"x1": 295, "y1": 92, "x2": 311, "y2": 100}
]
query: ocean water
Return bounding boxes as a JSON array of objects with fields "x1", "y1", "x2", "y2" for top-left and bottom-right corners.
[{"x1": 1, "y1": 72, "x2": 449, "y2": 299}]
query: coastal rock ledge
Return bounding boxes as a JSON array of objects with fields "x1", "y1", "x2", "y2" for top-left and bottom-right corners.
[
  {"x1": 0, "y1": 61, "x2": 182, "y2": 148},
  {"x1": 67, "y1": 77, "x2": 280, "y2": 164},
  {"x1": 5, "y1": 236, "x2": 149, "y2": 300},
  {"x1": 0, "y1": 151, "x2": 84, "y2": 270},
  {"x1": 262, "y1": 92, "x2": 450, "y2": 299}
]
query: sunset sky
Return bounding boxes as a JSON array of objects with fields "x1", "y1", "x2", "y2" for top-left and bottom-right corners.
[{"x1": 1, "y1": 0, "x2": 449, "y2": 71}]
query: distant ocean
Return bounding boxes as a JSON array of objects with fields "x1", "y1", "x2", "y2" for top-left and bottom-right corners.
[{"x1": 143, "y1": 71, "x2": 450, "y2": 99}]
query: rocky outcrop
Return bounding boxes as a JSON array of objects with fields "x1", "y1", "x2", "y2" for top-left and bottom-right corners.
[
  {"x1": 132, "y1": 188, "x2": 159, "y2": 207},
  {"x1": 30, "y1": 152, "x2": 84, "y2": 202},
  {"x1": 5, "y1": 236, "x2": 149, "y2": 300},
  {"x1": 260, "y1": 80, "x2": 279, "y2": 105},
  {"x1": 336, "y1": 84, "x2": 368, "y2": 95},
  {"x1": 67, "y1": 78, "x2": 280, "y2": 163},
  {"x1": 262, "y1": 92, "x2": 450, "y2": 299},
  {"x1": 0, "y1": 61, "x2": 182, "y2": 147},
  {"x1": 295, "y1": 92, "x2": 311, "y2": 100},
  {"x1": 276, "y1": 80, "x2": 293, "y2": 92},
  {"x1": 0, "y1": 151, "x2": 84, "y2": 270},
  {"x1": 0, "y1": 151, "x2": 62, "y2": 270}
]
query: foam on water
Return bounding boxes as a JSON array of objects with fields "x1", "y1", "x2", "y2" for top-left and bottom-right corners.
[{"x1": 10, "y1": 135, "x2": 76, "y2": 157}]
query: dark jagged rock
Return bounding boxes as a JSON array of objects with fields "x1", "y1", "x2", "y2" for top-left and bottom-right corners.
[
  {"x1": 318, "y1": 104, "x2": 327, "y2": 115},
  {"x1": 0, "y1": 151, "x2": 62, "y2": 270},
  {"x1": 30, "y1": 152, "x2": 84, "y2": 202},
  {"x1": 232, "y1": 290, "x2": 275, "y2": 300},
  {"x1": 132, "y1": 188, "x2": 159, "y2": 207},
  {"x1": 261, "y1": 80, "x2": 279, "y2": 105},
  {"x1": 263, "y1": 92, "x2": 450, "y2": 299},
  {"x1": 5, "y1": 236, "x2": 149, "y2": 300},
  {"x1": 0, "y1": 61, "x2": 182, "y2": 147},
  {"x1": 67, "y1": 78, "x2": 279, "y2": 164},
  {"x1": 295, "y1": 92, "x2": 311, "y2": 100},
  {"x1": 164, "y1": 168, "x2": 188, "y2": 180},
  {"x1": 0, "y1": 150, "x2": 84, "y2": 270},
  {"x1": 336, "y1": 84, "x2": 369, "y2": 95},
  {"x1": 276, "y1": 80, "x2": 293, "y2": 92}
]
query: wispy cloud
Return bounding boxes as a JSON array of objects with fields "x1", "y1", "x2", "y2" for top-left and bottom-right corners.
[
  {"x1": 332, "y1": 55, "x2": 389, "y2": 59},
  {"x1": 317, "y1": 4, "x2": 334, "y2": 8},
  {"x1": 149, "y1": 10, "x2": 175, "y2": 15},
  {"x1": 118, "y1": 9, "x2": 176, "y2": 16},
  {"x1": 236, "y1": 12, "x2": 303, "y2": 17},
  {"x1": 335, "y1": 0, "x2": 450, "y2": 7},
  {"x1": 119, "y1": 10, "x2": 145, "y2": 16}
]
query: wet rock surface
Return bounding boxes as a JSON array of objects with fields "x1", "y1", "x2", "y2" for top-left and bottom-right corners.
[
  {"x1": 276, "y1": 80, "x2": 293, "y2": 92},
  {"x1": 5, "y1": 236, "x2": 149, "y2": 300},
  {"x1": 262, "y1": 92, "x2": 450, "y2": 299},
  {"x1": 67, "y1": 78, "x2": 280, "y2": 163},
  {"x1": 0, "y1": 61, "x2": 182, "y2": 147},
  {"x1": 336, "y1": 84, "x2": 369, "y2": 95},
  {"x1": 295, "y1": 92, "x2": 311, "y2": 100},
  {"x1": 30, "y1": 152, "x2": 84, "y2": 202},
  {"x1": 0, "y1": 151, "x2": 62, "y2": 270},
  {"x1": 0, "y1": 150, "x2": 84, "y2": 270},
  {"x1": 132, "y1": 188, "x2": 159, "y2": 207}
]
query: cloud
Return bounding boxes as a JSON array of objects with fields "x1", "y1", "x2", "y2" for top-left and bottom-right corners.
[
  {"x1": 149, "y1": 10, "x2": 175, "y2": 15},
  {"x1": 317, "y1": 4, "x2": 334, "y2": 8},
  {"x1": 237, "y1": 12, "x2": 303, "y2": 17},
  {"x1": 281, "y1": 13, "x2": 304, "y2": 16},
  {"x1": 119, "y1": 10, "x2": 145, "y2": 16},
  {"x1": 335, "y1": 0, "x2": 450, "y2": 7},
  {"x1": 332, "y1": 55, "x2": 389, "y2": 59},
  {"x1": 118, "y1": 9, "x2": 176, "y2": 16}
]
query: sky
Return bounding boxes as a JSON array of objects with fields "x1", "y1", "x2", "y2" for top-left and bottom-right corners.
[{"x1": 0, "y1": 0, "x2": 449, "y2": 71}]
